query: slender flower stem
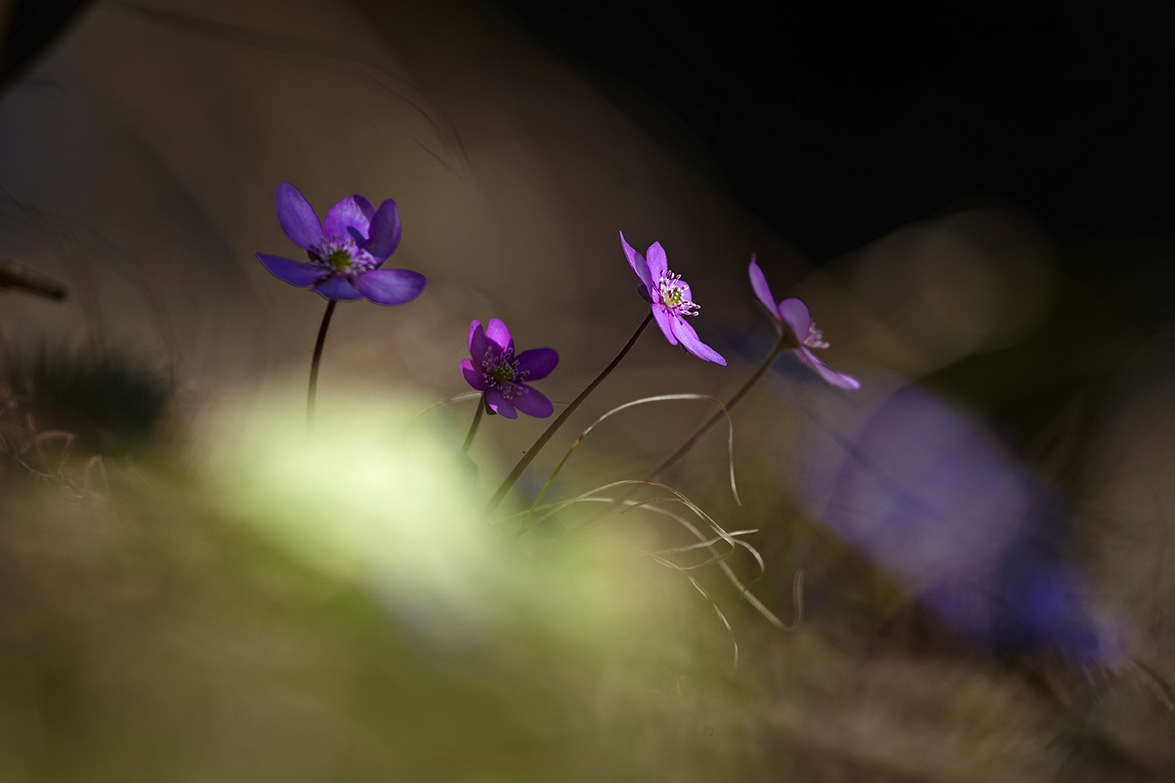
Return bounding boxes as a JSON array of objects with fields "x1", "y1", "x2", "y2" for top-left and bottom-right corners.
[
  {"x1": 462, "y1": 392, "x2": 487, "y2": 453},
  {"x1": 558, "y1": 332, "x2": 793, "y2": 536},
  {"x1": 483, "y1": 312, "x2": 654, "y2": 520},
  {"x1": 645, "y1": 334, "x2": 788, "y2": 484},
  {"x1": 307, "y1": 299, "x2": 337, "y2": 424}
]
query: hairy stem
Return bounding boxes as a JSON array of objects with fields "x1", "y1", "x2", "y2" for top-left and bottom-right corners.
[
  {"x1": 307, "y1": 299, "x2": 337, "y2": 424},
  {"x1": 483, "y1": 312, "x2": 653, "y2": 520}
]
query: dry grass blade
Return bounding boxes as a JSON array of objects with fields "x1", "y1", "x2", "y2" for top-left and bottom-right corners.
[
  {"x1": 521, "y1": 395, "x2": 743, "y2": 533},
  {"x1": 578, "y1": 394, "x2": 742, "y2": 505},
  {"x1": 686, "y1": 575, "x2": 739, "y2": 676},
  {"x1": 519, "y1": 479, "x2": 656, "y2": 535},
  {"x1": 520, "y1": 479, "x2": 803, "y2": 633},
  {"x1": 85, "y1": 455, "x2": 110, "y2": 499},
  {"x1": 410, "y1": 392, "x2": 482, "y2": 426},
  {"x1": 618, "y1": 530, "x2": 752, "y2": 572},
  {"x1": 29, "y1": 430, "x2": 76, "y2": 474},
  {"x1": 1132, "y1": 657, "x2": 1175, "y2": 713},
  {"x1": 646, "y1": 529, "x2": 759, "y2": 556},
  {"x1": 632, "y1": 501, "x2": 802, "y2": 630},
  {"x1": 567, "y1": 480, "x2": 740, "y2": 550}
]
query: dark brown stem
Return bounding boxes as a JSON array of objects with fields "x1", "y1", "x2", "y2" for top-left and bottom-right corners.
[
  {"x1": 562, "y1": 333, "x2": 790, "y2": 534},
  {"x1": 307, "y1": 299, "x2": 337, "y2": 424},
  {"x1": 645, "y1": 337, "x2": 787, "y2": 484},
  {"x1": 462, "y1": 392, "x2": 487, "y2": 453},
  {"x1": 483, "y1": 312, "x2": 653, "y2": 520}
]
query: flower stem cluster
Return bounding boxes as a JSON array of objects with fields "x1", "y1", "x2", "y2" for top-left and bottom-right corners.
[{"x1": 256, "y1": 182, "x2": 859, "y2": 521}]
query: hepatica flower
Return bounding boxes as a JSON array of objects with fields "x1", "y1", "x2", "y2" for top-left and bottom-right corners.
[
  {"x1": 256, "y1": 182, "x2": 426, "y2": 304},
  {"x1": 620, "y1": 232, "x2": 726, "y2": 366},
  {"x1": 749, "y1": 256, "x2": 860, "y2": 389},
  {"x1": 461, "y1": 319, "x2": 558, "y2": 419}
]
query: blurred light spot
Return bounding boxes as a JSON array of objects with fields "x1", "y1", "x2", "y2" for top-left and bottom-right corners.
[
  {"x1": 849, "y1": 209, "x2": 1054, "y2": 372},
  {"x1": 199, "y1": 385, "x2": 674, "y2": 653}
]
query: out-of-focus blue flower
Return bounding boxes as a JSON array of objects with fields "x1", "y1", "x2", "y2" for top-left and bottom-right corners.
[
  {"x1": 256, "y1": 182, "x2": 426, "y2": 305},
  {"x1": 750, "y1": 256, "x2": 859, "y2": 389},
  {"x1": 460, "y1": 319, "x2": 558, "y2": 419},
  {"x1": 792, "y1": 374, "x2": 1123, "y2": 665},
  {"x1": 620, "y1": 232, "x2": 726, "y2": 365}
]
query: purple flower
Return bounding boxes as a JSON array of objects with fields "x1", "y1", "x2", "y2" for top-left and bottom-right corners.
[
  {"x1": 256, "y1": 182, "x2": 426, "y2": 305},
  {"x1": 619, "y1": 232, "x2": 726, "y2": 365},
  {"x1": 749, "y1": 255, "x2": 860, "y2": 389},
  {"x1": 460, "y1": 319, "x2": 559, "y2": 419}
]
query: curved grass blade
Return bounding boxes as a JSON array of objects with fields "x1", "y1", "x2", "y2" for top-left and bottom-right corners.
[{"x1": 518, "y1": 394, "x2": 741, "y2": 535}]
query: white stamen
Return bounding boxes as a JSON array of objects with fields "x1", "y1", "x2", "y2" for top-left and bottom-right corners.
[
  {"x1": 309, "y1": 237, "x2": 378, "y2": 274},
  {"x1": 479, "y1": 346, "x2": 530, "y2": 397},
  {"x1": 656, "y1": 269, "x2": 700, "y2": 317},
  {"x1": 805, "y1": 324, "x2": 830, "y2": 350}
]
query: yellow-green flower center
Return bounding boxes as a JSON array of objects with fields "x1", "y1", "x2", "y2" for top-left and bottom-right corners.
[
  {"x1": 478, "y1": 346, "x2": 530, "y2": 399},
  {"x1": 308, "y1": 239, "x2": 379, "y2": 275},
  {"x1": 656, "y1": 269, "x2": 700, "y2": 317},
  {"x1": 326, "y1": 248, "x2": 353, "y2": 270},
  {"x1": 491, "y1": 364, "x2": 516, "y2": 384}
]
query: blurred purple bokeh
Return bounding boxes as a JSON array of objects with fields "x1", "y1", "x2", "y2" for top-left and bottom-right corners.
[{"x1": 791, "y1": 371, "x2": 1124, "y2": 664}]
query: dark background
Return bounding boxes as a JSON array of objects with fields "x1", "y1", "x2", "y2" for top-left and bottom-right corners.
[
  {"x1": 7, "y1": 0, "x2": 1175, "y2": 258},
  {"x1": 489, "y1": 0, "x2": 1175, "y2": 260},
  {"x1": 470, "y1": 1, "x2": 1175, "y2": 530},
  {"x1": 8, "y1": 0, "x2": 1175, "y2": 444}
]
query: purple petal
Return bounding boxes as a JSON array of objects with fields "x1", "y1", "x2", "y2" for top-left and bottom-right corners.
[
  {"x1": 830, "y1": 370, "x2": 862, "y2": 390},
  {"x1": 364, "y1": 199, "x2": 402, "y2": 260},
  {"x1": 486, "y1": 387, "x2": 517, "y2": 419},
  {"x1": 352, "y1": 269, "x2": 426, "y2": 306},
  {"x1": 619, "y1": 231, "x2": 653, "y2": 291},
  {"x1": 353, "y1": 196, "x2": 376, "y2": 219},
  {"x1": 467, "y1": 319, "x2": 482, "y2": 353},
  {"x1": 275, "y1": 183, "x2": 323, "y2": 251},
  {"x1": 748, "y1": 255, "x2": 779, "y2": 317},
  {"x1": 778, "y1": 298, "x2": 812, "y2": 343},
  {"x1": 513, "y1": 386, "x2": 553, "y2": 418},
  {"x1": 651, "y1": 305, "x2": 679, "y2": 345},
  {"x1": 469, "y1": 321, "x2": 495, "y2": 361},
  {"x1": 312, "y1": 274, "x2": 363, "y2": 301},
  {"x1": 515, "y1": 347, "x2": 558, "y2": 381},
  {"x1": 460, "y1": 358, "x2": 489, "y2": 390},
  {"x1": 323, "y1": 196, "x2": 374, "y2": 243},
  {"x1": 486, "y1": 318, "x2": 513, "y2": 354},
  {"x1": 798, "y1": 347, "x2": 861, "y2": 389},
  {"x1": 669, "y1": 315, "x2": 727, "y2": 365},
  {"x1": 256, "y1": 253, "x2": 327, "y2": 287},
  {"x1": 644, "y1": 241, "x2": 669, "y2": 280}
]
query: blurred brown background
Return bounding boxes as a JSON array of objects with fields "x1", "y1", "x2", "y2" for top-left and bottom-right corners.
[{"x1": 2, "y1": 0, "x2": 1175, "y2": 780}]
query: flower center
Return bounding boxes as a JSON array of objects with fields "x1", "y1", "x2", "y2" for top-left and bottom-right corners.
[
  {"x1": 325, "y1": 248, "x2": 353, "y2": 270},
  {"x1": 491, "y1": 363, "x2": 516, "y2": 384},
  {"x1": 481, "y1": 348, "x2": 530, "y2": 399},
  {"x1": 309, "y1": 238, "x2": 378, "y2": 275},
  {"x1": 657, "y1": 269, "x2": 700, "y2": 317}
]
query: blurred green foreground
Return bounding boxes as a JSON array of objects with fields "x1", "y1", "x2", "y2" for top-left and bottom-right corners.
[{"x1": 0, "y1": 386, "x2": 761, "y2": 783}]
